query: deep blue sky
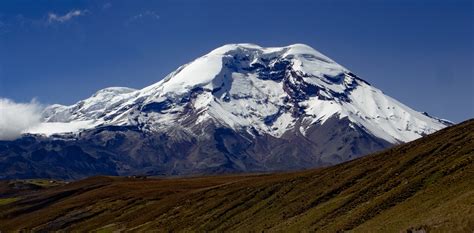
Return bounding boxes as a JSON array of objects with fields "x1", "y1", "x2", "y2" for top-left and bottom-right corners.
[{"x1": 0, "y1": 0, "x2": 472, "y2": 122}]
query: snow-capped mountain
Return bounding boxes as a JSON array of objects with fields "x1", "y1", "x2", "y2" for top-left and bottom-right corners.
[
  {"x1": 34, "y1": 43, "x2": 447, "y2": 143},
  {"x1": 2, "y1": 43, "x2": 450, "y2": 179}
]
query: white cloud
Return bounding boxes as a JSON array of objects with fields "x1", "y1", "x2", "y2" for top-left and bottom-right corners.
[
  {"x1": 126, "y1": 11, "x2": 160, "y2": 25},
  {"x1": 0, "y1": 98, "x2": 43, "y2": 140},
  {"x1": 48, "y1": 9, "x2": 87, "y2": 23}
]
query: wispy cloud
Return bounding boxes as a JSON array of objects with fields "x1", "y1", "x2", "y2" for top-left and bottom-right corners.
[
  {"x1": 0, "y1": 9, "x2": 90, "y2": 33},
  {"x1": 126, "y1": 10, "x2": 160, "y2": 25},
  {"x1": 48, "y1": 9, "x2": 88, "y2": 24},
  {"x1": 0, "y1": 98, "x2": 43, "y2": 140}
]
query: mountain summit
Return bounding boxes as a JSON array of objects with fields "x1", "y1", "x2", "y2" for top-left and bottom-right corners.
[
  {"x1": 37, "y1": 43, "x2": 447, "y2": 142},
  {"x1": 3, "y1": 44, "x2": 450, "y2": 179}
]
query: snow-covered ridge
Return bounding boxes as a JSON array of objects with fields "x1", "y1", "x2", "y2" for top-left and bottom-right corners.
[{"x1": 32, "y1": 43, "x2": 450, "y2": 143}]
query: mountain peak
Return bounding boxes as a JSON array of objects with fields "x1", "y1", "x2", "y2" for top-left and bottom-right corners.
[
  {"x1": 14, "y1": 43, "x2": 452, "y2": 178},
  {"x1": 151, "y1": 43, "x2": 348, "y2": 98},
  {"x1": 208, "y1": 43, "x2": 337, "y2": 65},
  {"x1": 36, "y1": 43, "x2": 449, "y2": 144}
]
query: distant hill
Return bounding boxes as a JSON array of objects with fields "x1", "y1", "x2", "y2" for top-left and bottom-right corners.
[{"x1": 0, "y1": 119, "x2": 472, "y2": 232}]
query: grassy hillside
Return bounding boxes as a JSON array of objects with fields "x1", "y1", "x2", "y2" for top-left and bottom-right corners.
[{"x1": 0, "y1": 119, "x2": 473, "y2": 232}]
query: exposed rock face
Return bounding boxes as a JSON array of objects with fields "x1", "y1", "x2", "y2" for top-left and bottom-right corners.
[{"x1": 0, "y1": 116, "x2": 392, "y2": 179}]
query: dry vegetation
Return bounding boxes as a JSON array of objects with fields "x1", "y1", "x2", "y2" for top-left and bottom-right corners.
[{"x1": 0, "y1": 119, "x2": 473, "y2": 232}]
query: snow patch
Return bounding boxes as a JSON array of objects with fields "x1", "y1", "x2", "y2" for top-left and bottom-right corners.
[{"x1": 26, "y1": 120, "x2": 96, "y2": 136}]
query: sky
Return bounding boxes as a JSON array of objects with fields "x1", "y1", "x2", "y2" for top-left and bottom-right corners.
[{"x1": 0, "y1": 0, "x2": 472, "y2": 122}]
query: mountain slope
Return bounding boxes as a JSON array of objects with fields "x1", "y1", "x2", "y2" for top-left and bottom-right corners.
[
  {"x1": 0, "y1": 119, "x2": 472, "y2": 232},
  {"x1": 1, "y1": 43, "x2": 450, "y2": 179},
  {"x1": 34, "y1": 43, "x2": 447, "y2": 143}
]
